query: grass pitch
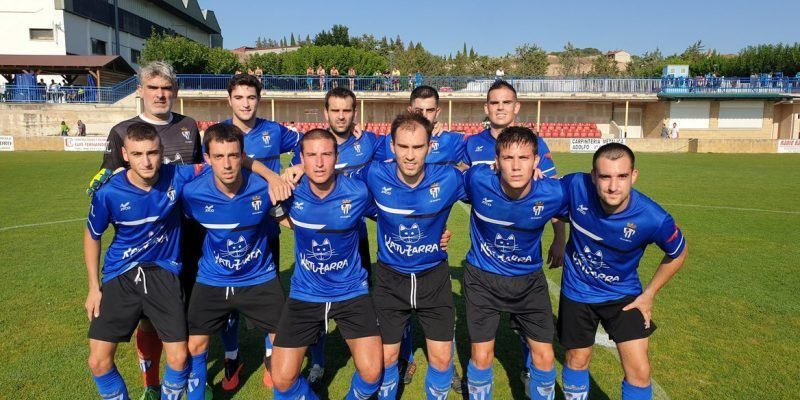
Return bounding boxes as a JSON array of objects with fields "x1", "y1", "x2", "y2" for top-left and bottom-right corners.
[{"x1": 0, "y1": 151, "x2": 798, "y2": 399}]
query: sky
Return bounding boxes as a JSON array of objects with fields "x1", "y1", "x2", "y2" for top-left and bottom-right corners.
[{"x1": 201, "y1": 0, "x2": 800, "y2": 57}]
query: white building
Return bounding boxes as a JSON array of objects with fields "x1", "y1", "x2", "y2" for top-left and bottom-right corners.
[{"x1": 0, "y1": 0, "x2": 222, "y2": 68}]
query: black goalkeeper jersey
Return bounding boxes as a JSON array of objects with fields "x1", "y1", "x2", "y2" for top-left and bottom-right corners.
[{"x1": 100, "y1": 113, "x2": 202, "y2": 170}]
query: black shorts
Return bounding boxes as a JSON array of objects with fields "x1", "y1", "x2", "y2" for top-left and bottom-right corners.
[
  {"x1": 273, "y1": 294, "x2": 380, "y2": 348},
  {"x1": 464, "y1": 263, "x2": 554, "y2": 344},
  {"x1": 373, "y1": 260, "x2": 454, "y2": 344},
  {"x1": 358, "y1": 236, "x2": 372, "y2": 287},
  {"x1": 187, "y1": 278, "x2": 285, "y2": 335},
  {"x1": 88, "y1": 264, "x2": 187, "y2": 343},
  {"x1": 179, "y1": 218, "x2": 205, "y2": 299},
  {"x1": 557, "y1": 293, "x2": 657, "y2": 349}
]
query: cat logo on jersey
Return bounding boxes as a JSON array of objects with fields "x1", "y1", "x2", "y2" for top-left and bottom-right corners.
[
  {"x1": 262, "y1": 133, "x2": 271, "y2": 146},
  {"x1": 251, "y1": 195, "x2": 262, "y2": 212},
  {"x1": 623, "y1": 222, "x2": 637, "y2": 240},
  {"x1": 532, "y1": 201, "x2": 545, "y2": 216},
  {"x1": 431, "y1": 141, "x2": 440, "y2": 151},
  {"x1": 354, "y1": 142, "x2": 362, "y2": 154},
  {"x1": 180, "y1": 127, "x2": 191, "y2": 142},
  {"x1": 429, "y1": 182, "x2": 440, "y2": 199},
  {"x1": 167, "y1": 186, "x2": 176, "y2": 202},
  {"x1": 341, "y1": 199, "x2": 352, "y2": 216}
]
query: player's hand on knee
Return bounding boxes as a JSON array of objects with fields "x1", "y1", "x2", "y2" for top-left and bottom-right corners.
[
  {"x1": 622, "y1": 293, "x2": 654, "y2": 329},
  {"x1": 439, "y1": 228, "x2": 452, "y2": 251},
  {"x1": 85, "y1": 289, "x2": 102, "y2": 321}
]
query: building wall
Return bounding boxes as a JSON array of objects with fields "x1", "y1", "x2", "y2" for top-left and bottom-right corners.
[
  {"x1": 0, "y1": 1, "x2": 66, "y2": 55},
  {"x1": 663, "y1": 100, "x2": 774, "y2": 139},
  {"x1": 117, "y1": 0, "x2": 215, "y2": 47}
]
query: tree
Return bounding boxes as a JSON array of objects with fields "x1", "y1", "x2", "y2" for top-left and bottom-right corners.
[
  {"x1": 512, "y1": 43, "x2": 548, "y2": 76},
  {"x1": 245, "y1": 53, "x2": 282, "y2": 74},
  {"x1": 589, "y1": 54, "x2": 618, "y2": 77},
  {"x1": 558, "y1": 42, "x2": 579, "y2": 77},
  {"x1": 290, "y1": 33, "x2": 296, "y2": 47},
  {"x1": 681, "y1": 40, "x2": 706, "y2": 62},
  {"x1": 141, "y1": 32, "x2": 208, "y2": 73},
  {"x1": 206, "y1": 47, "x2": 241, "y2": 74},
  {"x1": 313, "y1": 24, "x2": 350, "y2": 47},
  {"x1": 281, "y1": 45, "x2": 387, "y2": 76}
]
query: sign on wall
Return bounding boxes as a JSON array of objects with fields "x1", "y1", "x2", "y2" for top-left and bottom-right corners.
[
  {"x1": 777, "y1": 139, "x2": 800, "y2": 153},
  {"x1": 570, "y1": 138, "x2": 626, "y2": 153},
  {"x1": 0, "y1": 136, "x2": 13, "y2": 151},
  {"x1": 63, "y1": 137, "x2": 107, "y2": 152}
]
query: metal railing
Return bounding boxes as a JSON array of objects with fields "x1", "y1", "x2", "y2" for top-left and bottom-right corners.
[
  {"x1": 660, "y1": 76, "x2": 800, "y2": 94},
  {"x1": 0, "y1": 76, "x2": 138, "y2": 104}
]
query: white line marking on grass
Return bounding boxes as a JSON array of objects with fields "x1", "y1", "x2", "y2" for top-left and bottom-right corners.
[
  {"x1": 455, "y1": 202, "x2": 671, "y2": 399},
  {"x1": 0, "y1": 218, "x2": 84, "y2": 232},
  {"x1": 662, "y1": 203, "x2": 800, "y2": 215}
]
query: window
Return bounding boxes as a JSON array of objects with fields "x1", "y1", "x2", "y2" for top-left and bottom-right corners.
[
  {"x1": 91, "y1": 38, "x2": 107, "y2": 55},
  {"x1": 130, "y1": 49, "x2": 141, "y2": 64},
  {"x1": 30, "y1": 29, "x2": 54, "y2": 40}
]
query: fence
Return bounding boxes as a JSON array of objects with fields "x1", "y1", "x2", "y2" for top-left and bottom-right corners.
[{"x1": 0, "y1": 76, "x2": 138, "y2": 104}]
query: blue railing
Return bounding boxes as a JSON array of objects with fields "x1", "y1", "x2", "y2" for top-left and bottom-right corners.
[
  {"x1": 660, "y1": 75, "x2": 800, "y2": 94},
  {"x1": 0, "y1": 76, "x2": 138, "y2": 104}
]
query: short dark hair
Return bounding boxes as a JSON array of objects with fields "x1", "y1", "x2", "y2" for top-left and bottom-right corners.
[
  {"x1": 227, "y1": 74, "x2": 262, "y2": 97},
  {"x1": 592, "y1": 143, "x2": 635, "y2": 170},
  {"x1": 299, "y1": 128, "x2": 338, "y2": 154},
  {"x1": 495, "y1": 126, "x2": 539, "y2": 156},
  {"x1": 203, "y1": 123, "x2": 244, "y2": 154},
  {"x1": 324, "y1": 87, "x2": 357, "y2": 110},
  {"x1": 125, "y1": 122, "x2": 160, "y2": 144},
  {"x1": 487, "y1": 79, "x2": 517, "y2": 102},
  {"x1": 410, "y1": 85, "x2": 439, "y2": 105},
  {"x1": 390, "y1": 112, "x2": 432, "y2": 143}
]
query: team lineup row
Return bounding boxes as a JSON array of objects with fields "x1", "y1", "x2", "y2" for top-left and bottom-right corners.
[{"x1": 84, "y1": 61, "x2": 688, "y2": 400}]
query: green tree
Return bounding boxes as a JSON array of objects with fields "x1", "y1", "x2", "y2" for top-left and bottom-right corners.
[
  {"x1": 589, "y1": 54, "x2": 618, "y2": 77},
  {"x1": 512, "y1": 43, "x2": 548, "y2": 76},
  {"x1": 281, "y1": 45, "x2": 387, "y2": 76},
  {"x1": 558, "y1": 42, "x2": 579, "y2": 77},
  {"x1": 245, "y1": 53, "x2": 282, "y2": 75},
  {"x1": 206, "y1": 47, "x2": 241, "y2": 74},
  {"x1": 290, "y1": 33, "x2": 296, "y2": 47},
  {"x1": 141, "y1": 32, "x2": 208, "y2": 73},
  {"x1": 314, "y1": 24, "x2": 350, "y2": 47}
]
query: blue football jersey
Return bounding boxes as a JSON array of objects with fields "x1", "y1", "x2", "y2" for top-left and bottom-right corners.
[
  {"x1": 463, "y1": 129, "x2": 557, "y2": 177},
  {"x1": 285, "y1": 174, "x2": 378, "y2": 302},
  {"x1": 464, "y1": 165, "x2": 568, "y2": 276},
  {"x1": 560, "y1": 173, "x2": 686, "y2": 303},
  {"x1": 375, "y1": 131, "x2": 466, "y2": 166},
  {"x1": 221, "y1": 118, "x2": 299, "y2": 238},
  {"x1": 292, "y1": 130, "x2": 380, "y2": 177},
  {"x1": 367, "y1": 161, "x2": 466, "y2": 274},
  {"x1": 182, "y1": 170, "x2": 277, "y2": 287},
  {"x1": 87, "y1": 165, "x2": 197, "y2": 283}
]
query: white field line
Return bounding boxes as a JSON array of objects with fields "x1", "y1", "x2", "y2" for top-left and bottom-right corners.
[
  {"x1": 0, "y1": 217, "x2": 84, "y2": 232},
  {"x1": 661, "y1": 203, "x2": 800, "y2": 215},
  {"x1": 455, "y1": 203, "x2": 671, "y2": 400}
]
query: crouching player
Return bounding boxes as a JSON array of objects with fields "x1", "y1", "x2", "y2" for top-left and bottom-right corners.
[
  {"x1": 270, "y1": 129, "x2": 383, "y2": 399},
  {"x1": 85, "y1": 122, "x2": 197, "y2": 400},
  {"x1": 462, "y1": 127, "x2": 566, "y2": 399},
  {"x1": 557, "y1": 143, "x2": 688, "y2": 400},
  {"x1": 181, "y1": 124, "x2": 285, "y2": 399}
]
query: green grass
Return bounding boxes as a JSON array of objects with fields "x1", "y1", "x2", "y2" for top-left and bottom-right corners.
[{"x1": 0, "y1": 152, "x2": 798, "y2": 399}]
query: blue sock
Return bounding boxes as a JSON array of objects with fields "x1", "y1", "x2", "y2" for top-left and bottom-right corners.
[
  {"x1": 186, "y1": 351, "x2": 207, "y2": 400},
  {"x1": 622, "y1": 379, "x2": 652, "y2": 400},
  {"x1": 310, "y1": 331, "x2": 326, "y2": 367},
  {"x1": 400, "y1": 322, "x2": 414, "y2": 363},
  {"x1": 562, "y1": 366, "x2": 589, "y2": 400},
  {"x1": 92, "y1": 365, "x2": 129, "y2": 400},
  {"x1": 424, "y1": 363, "x2": 453, "y2": 400},
  {"x1": 264, "y1": 332, "x2": 273, "y2": 358},
  {"x1": 273, "y1": 376, "x2": 319, "y2": 400},
  {"x1": 466, "y1": 360, "x2": 493, "y2": 400},
  {"x1": 378, "y1": 361, "x2": 399, "y2": 399},
  {"x1": 161, "y1": 362, "x2": 189, "y2": 400},
  {"x1": 345, "y1": 370, "x2": 380, "y2": 400},
  {"x1": 221, "y1": 312, "x2": 240, "y2": 359},
  {"x1": 528, "y1": 365, "x2": 556, "y2": 400},
  {"x1": 520, "y1": 336, "x2": 532, "y2": 369}
]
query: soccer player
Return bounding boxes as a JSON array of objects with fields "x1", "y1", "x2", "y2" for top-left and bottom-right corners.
[
  {"x1": 463, "y1": 80, "x2": 556, "y2": 178},
  {"x1": 182, "y1": 124, "x2": 286, "y2": 400},
  {"x1": 85, "y1": 123, "x2": 194, "y2": 400},
  {"x1": 557, "y1": 143, "x2": 688, "y2": 400},
  {"x1": 87, "y1": 61, "x2": 203, "y2": 400},
  {"x1": 270, "y1": 129, "x2": 383, "y2": 400},
  {"x1": 285, "y1": 87, "x2": 381, "y2": 389},
  {"x1": 367, "y1": 112, "x2": 465, "y2": 399},
  {"x1": 375, "y1": 85, "x2": 466, "y2": 391},
  {"x1": 462, "y1": 127, "x2": 566, "y2": 399},
  {"x1": 219, "y1": 73, "x2": 299, "y2": 390}
]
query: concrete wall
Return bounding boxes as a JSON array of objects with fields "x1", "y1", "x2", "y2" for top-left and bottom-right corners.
[
  {"x1": 662, "y1": 100, "x2": 775, "y2": 139},
  {"x1": 0, "y1": 1, "x2": 66, "y2": 55}
]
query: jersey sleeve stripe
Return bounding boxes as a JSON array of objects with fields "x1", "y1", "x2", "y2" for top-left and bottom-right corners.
[
  {"x1": 667, "y1": 235, "x2": 685, "y2": 257},
  {"x1": 472, "y1": 160, "x2": 494, "y2": 165},
  {"x1": 570, "y1": 216, "x2": 604, "y2": 241},
  {"x1": 87, "y1": 220, "x2": 103, "y2": 237},
  {"x1": 117, "y1": 216, "x2": 160, "y2": 226},
  {"x1": 541, "y1": 166, "x2": 556, "y2": 175}
]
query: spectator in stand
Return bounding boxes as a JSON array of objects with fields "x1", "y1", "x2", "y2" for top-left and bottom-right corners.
[
  {"x1": 373, "y1": 70, "x2": 382, "y2": 90},
  {"x1": 59, "y1": 121, "x2": 70, "y2": 136},
  {"x1": 495, "y1": 67, "x2": 505, "y2": 80},
  {"x1": 77, "y1": 120, "x2": 87, "y2": 136},
  {"x1": 330, "y1": 66, "x2": 340, "y2": 88},
  {"x1": 235, "y1": 68, "x2": 243, "y2": 75},
  {"x1": 415, "y1": 70, "x2": 423, "y2": 88},
  {"x1": 407, "y1": 73, "x2": 414, "y2": 90},
  {"x1": 48, "y1": 80, "x2": 57, "y2": 103},
  {"x1": 383, "y1": 70, "x2": 391, "y2": 91},
  {"x1": 391, "y1": 66, "x2": 401, "y2": 91},
  {"x1": 661, "y1": 122, "x2": 669, "y2": 140},
  {"x1": 348, "y1": 67, "x2": 356, "y2": 90},
  {"x1": 255, "y1": 66, "x2": 264, "y2": 79},
  {"x1": 306, "y1": 66, "x2": 315, "y2": 91},
  {"x1": 317, "y1": 65, "x2": 326, "y2": 91},
  {"x1": 670, "y1": 122, "x2": 679, "y2": 139},
  {"x1": 0, "y1": 81, "x2": 5, "y2": 102},
  {"x1": 248, "y1": 68, "x2": 255, "y2": 75}
]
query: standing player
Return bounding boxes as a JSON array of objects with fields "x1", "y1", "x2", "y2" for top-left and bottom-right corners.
[
  {"x1": 85, "y1": 123, "x2": 194, "y2": 400},
  {"x1": 557, "y1": 143, "x2": 688, "y2": 400},
  {"x1": 463, "y1": 80, "x2": 556, "y2": 178},
  {"x1": 375, "y1": 85, "x2": 466, "y2": 391},
  {"x1": 86, "y1": 61, "x2": 203, "y2": 400},
  {"x1": 181, "y1": 124, "x2": 286, "y2": 400},
  {"x1": 367, "y1": 112, "x2": 465, "y2": 399},
  {"x1": 270, "y1": 129, "x2": 383, "y2": 400},
  {"x1": 462, "y1": 127, "x2": 566, "y2": 399},
  {"x1": 220, "y1": 73, "x2": 299, "y2": 390}
]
